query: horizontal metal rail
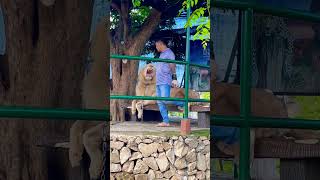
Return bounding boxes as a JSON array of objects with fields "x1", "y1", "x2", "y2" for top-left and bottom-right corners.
[
  {"x1": 110, "y1": 95, "x2": 210, "y2": 103},
  {"x1": 213, "y1": 0, "x2": 320, "y2": 22},
  {"x1": 212, "y1": 115, "x2": 320, "y2": 130},
  {"x1": 0, "y1": 106, "x2": 108, "y2": 120},
  {"x1": 110, "y1": 54, "x2": 210, "y2": 69}
]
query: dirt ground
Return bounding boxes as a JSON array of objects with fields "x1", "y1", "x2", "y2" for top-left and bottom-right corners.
[{"x1": 110, "y1": 121, "x2": 209, "y2": 136}]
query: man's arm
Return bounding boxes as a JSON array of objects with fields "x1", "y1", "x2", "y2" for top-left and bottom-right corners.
[{"x1": 169, "y1": 63, "x2": 176, "y2": 75}]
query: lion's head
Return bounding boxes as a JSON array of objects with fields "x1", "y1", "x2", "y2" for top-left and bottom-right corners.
[{"x1": 140, "y1": 63, "x2": 156, "y2": 81}]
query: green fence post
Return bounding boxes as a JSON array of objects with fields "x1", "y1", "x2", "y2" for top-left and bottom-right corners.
[
  {"x1": 239, "y1": 8, "x2": 253, "y2": 180},
  {"x1": 184, "y1": 0, "x2": 191, "y2": 119}
]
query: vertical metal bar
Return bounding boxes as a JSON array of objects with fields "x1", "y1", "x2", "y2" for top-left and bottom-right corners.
[
  {"x1": 239, "y1": 8, "x2": 253, "y2": 180},
  {"x1": 184, "y1": 0, "x2": 191, "y2": 118}
]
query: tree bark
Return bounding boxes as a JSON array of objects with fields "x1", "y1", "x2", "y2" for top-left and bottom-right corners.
[
  {"x1": 110, "y1": 4, "x2": 161, "y2": 122},
  {"x1": 0, "y1": 1, "x2": 92, "y2": 179}
]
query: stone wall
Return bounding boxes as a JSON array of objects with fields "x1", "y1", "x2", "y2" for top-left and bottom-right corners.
[{"x1": 110, "y1": 135, "x2": 210, "y2": 180}]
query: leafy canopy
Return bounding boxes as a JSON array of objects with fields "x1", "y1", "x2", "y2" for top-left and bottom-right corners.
[
  {"x1": 179, "y1": 0, "x2": 210, "y2": 49},
  {"x1": 131, "y1": 0, "x2": 210, "y2": 49}
]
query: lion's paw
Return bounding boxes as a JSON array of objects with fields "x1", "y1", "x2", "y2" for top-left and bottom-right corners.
[{"x1": 69, "y1": 150, "x2": 82, "y2": 167}]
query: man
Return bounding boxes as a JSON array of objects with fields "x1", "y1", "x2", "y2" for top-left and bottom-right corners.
[{"x1": 154, "y1": 38, "x2": 184, "y2": 127}]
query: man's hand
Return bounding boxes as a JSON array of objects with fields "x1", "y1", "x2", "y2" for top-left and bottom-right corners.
[{"x1": 172, "y1": 80, "x2": 178, "y2": 87}]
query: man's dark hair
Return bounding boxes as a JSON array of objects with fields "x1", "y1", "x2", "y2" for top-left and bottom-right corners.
[{"x1": 155, "y1": 38, "x2": 168, "y2": 47}]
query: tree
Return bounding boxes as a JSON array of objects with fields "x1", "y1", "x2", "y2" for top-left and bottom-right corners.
[
  {"x1": 179, "y1": 0, "x2": 210, "y2": 48},
  {"x1": 110, "y1": 0, "x2": 184, "y2": 122},
  {"x1": 0, "y1": 1, "x2": 93, "y2": 179}
]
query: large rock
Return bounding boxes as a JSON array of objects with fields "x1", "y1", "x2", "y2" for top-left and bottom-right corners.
[
  {"x1": 143, "y1": 157, "x2": 159, "y2": 171},
  {"x1": 201, "y1": 145, "x2": 210, "y2": 154},
  {"x1": 174, "y1": 141, "x2": 185, "y2": 158},
  {"x1": 196, "y1": 171, "x2": 206, "y2": 180},
  {"x1": 115, "y1": 172, "x2": 135, "y2": 180},
  {"x1": 196, "y1": 141, "x2": 205, "y2": 152},
  {"x1": 172, "y1": 136, "x2": 178, "y2": 140},
  {"x1": 177, "y1": 170, "x2": 188, "y2": 176},
  {"x1": 174, "y1": 158, "x2": 187, "y2": 170},
  {"x1": 138, "y1": 143, "x2": 159, "y2": 158},
  {"x1": 181, "y1": 146, "x2": 189, "y2": 157},
  {"x1": 166, "y1": 149, "x2": 175, "y2": 164},
  {"x1": 148, "y1": 170, "x2": 156, "y2": 180},
  {"x1": 156, "y1": 152, "x2": 169, "y2": 172},
  {"x1": 155, "y1": 171, "x2": 164, "y2": 179},
  {"x1": 171, "y1": 175, "x2": 184, "y2": 180},
  {"x1": 188, "y1": 162, "x2": 197, "y2": 171},
  {"x1": 111, "y1": 149, "x2": 120, "y2": 163},
  {"x1": 203, "y1": 140, "x2": 210, "y2": 145},
  {"x1": 133, "y1": 159, "x2": 149, "y2": 174},
  {"x1": 120, "y1": 147, "x2": 131, "y2": 164},
  {"x1": 187, "y1": 170, "x2": 197, "y2": 176},
  {"x1": 118, "y1": 136, "x2": 128, "y2": 143},
  {"x1": 179, "y1": 136, "x2": 184, "y2": 142},
  {"x1": 162, "y1": 142, "x2": 172, "y2": 151},
  {"x1": 143, "y1": 138, "x2": 153, "y2": 144},
  {"x1": 151, "y1": 152, "x2": 158, "y2": 158},
  {"x1": 185, "y1": 138, "x2": 198, "y2": 149},
  {"x1": 111, "y1": 141, "x2": 124, "y2": 150},
  {"x1": 127, "y1": 141, "x2": 139, "y2": 151},
  {"x1": 186, "y1": 149, "x2": 196, "y2": 162},
  {"x1": 206, "y1": 153, "x2": 210, "y2": 169},
  {"x1": 197, "y1": 153, "x2": 207, "y2": 171},
  {"x1": 122, "y1": 161, "x2": 135, "y2": 173},
  {"x1": 158, "y1": 144, "x2": 164, "y2": 153},
  {"x1": 188, "y1": 175, "x2": 196, "y2": 180},
  {"x1": 135, "y1": 137, "x2": 142, "y2": 144},
  {"x1": 129, "y1": 152, "x2": 143, "y2": 161},
  {"x1": 163, "y1": 169, "x2": 175, "y2": 179},
  {"x1": 110, "y1": 174, "x2": 115, "y2": 180},
  {"x1": 110, "y1": 163, "x2": 121, "y2": 173},
  {"x1": 206, "y1": 170, "x2": 210, "y2": 179},
  {"x1": 134, "y1": 174, "x2": 148, "y2": 180}
]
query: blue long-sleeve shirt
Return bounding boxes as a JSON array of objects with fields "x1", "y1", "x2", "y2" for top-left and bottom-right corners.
[{"x1": 154, "y1": 48, "x2": 175, "y2": 86}]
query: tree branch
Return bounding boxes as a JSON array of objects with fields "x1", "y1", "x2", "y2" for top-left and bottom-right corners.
[
  {"x1": 130, "y1": 8, "x2": 162, "y2": 54},
  {"x1": 120, "y1": 0, "x2": 129, "y2": 42},
  {"x1": 111, "y1": 2, "x2": 120, "y2": 13}
]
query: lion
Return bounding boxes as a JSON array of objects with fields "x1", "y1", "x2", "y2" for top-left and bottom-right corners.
[
  {"x1": 212, "y1": 60, "x2": 320, "y2": 174},
  {"x1": 68, "y1": 18, "x2": 108, "y2": 180},
  {"x1": 131, "y1": 63, "x2": 201, "y2": 121}
]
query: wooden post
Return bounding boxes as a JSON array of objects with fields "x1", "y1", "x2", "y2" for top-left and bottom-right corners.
[
  {"x1": 198, "y1": 112, "x2": 210, "y2": 128},
  {"x1": 181, "y1": 119, "x2": 191, "y2": 135}
]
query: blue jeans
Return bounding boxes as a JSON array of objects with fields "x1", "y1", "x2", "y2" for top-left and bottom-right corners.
[{"x1": 156, "y1": 84, "x2": 184, "y2": 124}]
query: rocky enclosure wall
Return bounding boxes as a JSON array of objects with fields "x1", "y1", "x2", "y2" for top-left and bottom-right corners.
[{"x1": 110, "y1": 135, "x2": 210, "y2": 180}]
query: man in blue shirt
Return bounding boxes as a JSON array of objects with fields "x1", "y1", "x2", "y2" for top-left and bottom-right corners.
[{"x1": 154, "y1": 38, "x2": 184, "y2": 127}]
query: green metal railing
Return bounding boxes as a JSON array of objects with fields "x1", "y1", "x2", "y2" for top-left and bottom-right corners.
[
  {"x1": 212, "y1": 0, "x2": 320, "y2": 180},
  {"x1": 110, "y1": 0, "x2": 210, "y2": 119}
]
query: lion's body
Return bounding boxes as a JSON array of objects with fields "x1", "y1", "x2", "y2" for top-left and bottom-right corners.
[
  {"x1": 131, "y1": 64, "x2": 200, "y2": 119},
  {"x1": 213, "y1": 81, "x2": 320, "y2": 170},
  {"x1": 68, "y1": 18, "x2": 108, "y2": 179}
]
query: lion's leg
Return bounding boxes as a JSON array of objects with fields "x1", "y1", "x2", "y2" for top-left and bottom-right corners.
[
  {"x1": 136, "y1": 101, "x2": 143, "y2": 120},
  {"x1": 136, "y1": 100, "x2": 157, "y2": 120},
  {"x1": 69, "y1": 120, "x2": 86, "y2": 167},
  {"x1": 131, "y1": 100, "x2": 137, "y2": 115},
  {"x1": 142, "y1": 100, "x2": 156, "y2": 106},
  {"x1": 83, "y1": 123, "x2": 105, "y2": 180}
]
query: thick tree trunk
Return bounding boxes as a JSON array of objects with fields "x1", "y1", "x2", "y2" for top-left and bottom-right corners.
[
  {"x1": 0, "y1": 1, "x2": 92, "y2": 180},
  {"x1": 110, "y1": 6, "x2": 161, "y2": 122}
]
